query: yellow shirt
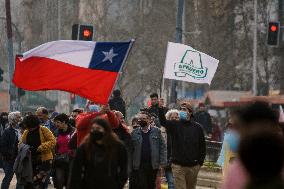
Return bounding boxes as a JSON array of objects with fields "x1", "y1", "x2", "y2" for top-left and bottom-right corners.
[{"x1": 19, "y1": 126, "x2": 56, "y2": 161}]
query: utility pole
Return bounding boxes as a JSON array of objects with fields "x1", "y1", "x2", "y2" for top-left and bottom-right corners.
[
  {"x1": 252, "y1": 0, "x2": 258, "y2": 96},
  {"x1": 5, "y1": 0, "x2": 15, "y2": 111},
  {"x1": 170, "y1": 0, "x2": 184, "y2": 103},
  {"x1": 279, "y1": 0, "x2": 284, "y2": 94}
]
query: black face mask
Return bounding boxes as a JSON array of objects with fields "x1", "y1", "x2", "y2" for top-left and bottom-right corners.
[
  {"x1": 91, "y1": 130, "x2": 104, "y2": 142},
  {"x1": 138, "y1": 120, "x2": 148, "y2": 128}
]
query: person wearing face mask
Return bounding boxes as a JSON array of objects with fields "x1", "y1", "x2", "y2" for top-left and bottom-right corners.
[
  {"x1": 222, "y1": 102, "x2": 284, "y2": 189},
  {"x1": 0, "y1": 111, "x2": 22, "y2": 189},
  {"x1": 160, "y1": 102, "x2": 206, "y2": 189},
  {"x1": 53, "y1": 113, "x2": 75, "y2": 189},
  {"x1": 20, "y1": 115, "x2": 56, "y2": 189},
  {"x1": 68, "y1": 118, "x2": 128, "y2": 189},
  {"x1": 217, "y1": 109, "x2": 241, "y2": 177},
  {"x1": 129, "y1": 111, "x2": 167, "y2": 189}
]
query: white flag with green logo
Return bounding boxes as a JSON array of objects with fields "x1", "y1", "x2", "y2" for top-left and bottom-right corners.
[{"x1": 163, "y1": 42, "x2": 219, "y2": 85}]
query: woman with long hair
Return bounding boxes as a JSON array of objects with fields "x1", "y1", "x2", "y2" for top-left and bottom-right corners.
[{"x1": 68, "y1": 118, "x2": 128, "y2": 189}]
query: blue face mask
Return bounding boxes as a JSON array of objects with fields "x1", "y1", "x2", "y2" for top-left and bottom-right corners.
[
  {"x1": 226, "y1": 130, "x2": 240, "y2": 153},
  {"x1": 89, "y1": 105, "x2": 100, "y2": 112},
  {"x1": 179, "y1": 111, "x2": 188, "y2": 121}
]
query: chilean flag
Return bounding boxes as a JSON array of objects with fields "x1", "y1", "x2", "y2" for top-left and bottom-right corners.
[{"x1": 13, "y1": 40, "x2": 134, "y2": 104}]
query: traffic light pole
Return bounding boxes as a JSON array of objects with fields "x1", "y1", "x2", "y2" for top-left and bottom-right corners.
[
  {"x1": 170, "y1": 0, "x2": 184, "y2": 104},
  {"x1": 5, "y1": 0, "x2": 16, "y2": 111},
  {"x1": 252, "y1": 0, "x2": 257, "y2": 96},
  {"x1": 279, "y1": 0, "x2": 284, "y2": 94}
]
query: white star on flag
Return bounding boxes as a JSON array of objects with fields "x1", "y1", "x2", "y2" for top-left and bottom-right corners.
[{"x1": 102, "y1": 48, "x2": 118, "y2": 63}]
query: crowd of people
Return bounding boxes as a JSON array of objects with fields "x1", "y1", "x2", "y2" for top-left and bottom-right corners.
[{"x1": 0, "y1": 89, "x2": 283, "y2": 189}]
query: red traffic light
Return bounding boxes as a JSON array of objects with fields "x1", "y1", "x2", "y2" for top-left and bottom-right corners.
[
  {"x1": 270, "y1": 25, "x2": 278, "y2": 32},
  {"x1": 267, "y1": 21, "x2": 280, "y2": 46},
  {"x1": 72, "y1": 24, "x2": 94, "y2": 41},
  {"x1": 83, "y1": 29, "x2": 92, "y2": 37}
]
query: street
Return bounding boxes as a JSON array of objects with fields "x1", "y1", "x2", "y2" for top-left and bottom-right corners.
[{"x1": 0, "y1": 169, "x2": 216, "y2": 189}]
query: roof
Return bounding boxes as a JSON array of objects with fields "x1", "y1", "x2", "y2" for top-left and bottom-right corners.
[
  {"x1": 240, "y1": 95, "x2": 284, "y2": 104},
  {"x1": 205, "y1": 90, "x2": 253, "y2": 108}
]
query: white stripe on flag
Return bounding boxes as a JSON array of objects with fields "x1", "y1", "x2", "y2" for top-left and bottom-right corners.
[{"x1": 21, "y1": 40, "x2": 96, "y2": 68}]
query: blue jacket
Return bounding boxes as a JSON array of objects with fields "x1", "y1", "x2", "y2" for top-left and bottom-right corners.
[
  {"x1": 44, "y1": 119, "x2": 58, "y2": 137},
  {"x1": 0, "y1": 126, "x2": 19, "y2": 161},
  {"x1": 131, "y1": 126, "x2": 167, "y2": 170}
]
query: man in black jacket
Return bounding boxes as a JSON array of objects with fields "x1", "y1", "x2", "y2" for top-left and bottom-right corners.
[
  {"x1": 145, "y1": 93, "x2": 167, "y2": 128},
  {"x1": 0, "y1": 112, "x2": 8, "y2": 136},
  {"x1": 0, "y1": 111, "x2": 22, "y2": 189},
  {"x1": 194, "y1": 103, "x2": 212, "y2": 136},
  {"x1": 160, "y1": 102, "x2": 206, "y2": 189},
  {"x1": 109, "y1": 90, "x2": 126, "y2": 118}
]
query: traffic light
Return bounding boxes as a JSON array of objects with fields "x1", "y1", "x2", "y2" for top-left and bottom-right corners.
[
  {"x1": 267, "y1": 21, "x2": 280, "y2": 46},
  {"x1": 0, "y1": 68, "x2": 3, "y2": 82},
  {"x1": 72, "y1": 24, "x2": 94, "y2": 41},
  {"x1": 18, "y1": 88, "x2": 25, "y2": 98}
]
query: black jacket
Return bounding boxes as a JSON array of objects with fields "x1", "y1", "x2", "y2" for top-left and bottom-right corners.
[
  {"x1": 113, "y1": 124, "x2": 132, "y2": 151},
  {"x1": 194, "y1": 111, "x2": 212, "y2": 135},
  {"x1": 160, "y1": 114, "x2": 206, "y2": 167},
  {"x1": 109, "y1": 97, "x2": 126, "y2": 118},
  {"x1": 69, "y1": 142, "x2": 128, "y2": 189},
  {"x1": 0, "y1": 126, "x2": 19, "y2": 161}
]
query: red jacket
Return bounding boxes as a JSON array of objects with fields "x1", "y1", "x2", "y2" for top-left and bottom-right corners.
[{"x1": 76, "y1": 111, "x2": 119, "y2": 146}]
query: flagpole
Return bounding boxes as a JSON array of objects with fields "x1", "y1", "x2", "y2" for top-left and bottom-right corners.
[
  {"x1": 161, "y1": 78, "x2": 165, "y2": 99},
  {"x1": 107, "y1": 39, "x2": 135, "y2": 103},
  {"x1": 170, "y1": 0, "x2": 184, "y2": 104},
  {"x1": 162, "y1": 42, "x2": 170, "y2": 101}
]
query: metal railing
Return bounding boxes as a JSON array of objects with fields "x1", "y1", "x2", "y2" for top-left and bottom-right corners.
[{"x1": 205, "y1": 140, "x2": 222, "y2": 162}]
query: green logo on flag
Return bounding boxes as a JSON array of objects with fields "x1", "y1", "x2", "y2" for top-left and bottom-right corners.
[{"x1": 174, "y1": 50, "x2": 208, "y2": 79}]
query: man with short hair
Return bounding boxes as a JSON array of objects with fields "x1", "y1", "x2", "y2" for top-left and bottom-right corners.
[
  {"x1": 130, "y1": 111, "x2": 167, "y2": 189},
  {"x1": 0, "y1": 112, "x2": 22, "y2": 189},
  {"x1": 160, "y1": 102, "x2": 206, "y2": 189},
  {"x1": 194, "y1": 103, "x2": 212, "y2": 136},
  {"x1": 109, "y1": 89, "x2": 126, "y2": 118},
  {"x1": 36, "y1": 107, "x2": 57, "y2": 136},
  {"x1": 146, "y1": 93, "x2": 167, "y2": 128}
]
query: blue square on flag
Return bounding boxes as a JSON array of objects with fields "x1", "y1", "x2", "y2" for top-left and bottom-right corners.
[{"x1": 89, "y1": 41, "x2": 131, "y2": 72}]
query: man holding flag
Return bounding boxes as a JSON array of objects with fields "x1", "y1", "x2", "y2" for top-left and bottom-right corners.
[{"x1": 161, "y1": 42, "x2": 219, "y2": 189}]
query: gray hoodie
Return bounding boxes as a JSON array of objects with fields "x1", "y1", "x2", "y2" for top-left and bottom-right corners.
[{"x1": 13, "y1": 143, "x2": 33, "y2": 185}]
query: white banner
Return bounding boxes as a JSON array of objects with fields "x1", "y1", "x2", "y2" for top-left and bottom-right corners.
[{"x1": 163, "y1": 42, "x2": 219, "y2": 85}]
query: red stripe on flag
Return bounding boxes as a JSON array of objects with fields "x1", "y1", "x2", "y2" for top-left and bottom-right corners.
[{"x1": 13, "y1": 57, "x2": 118, "y2": 104}]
